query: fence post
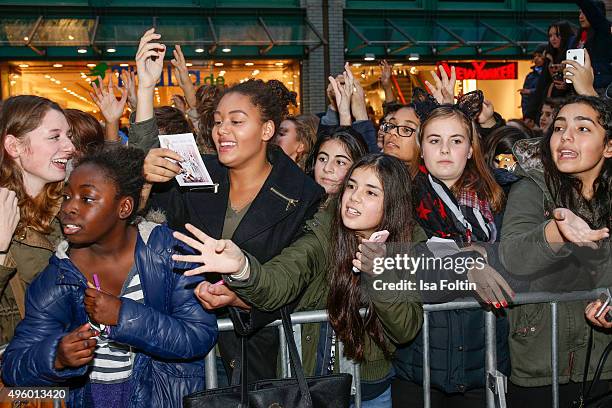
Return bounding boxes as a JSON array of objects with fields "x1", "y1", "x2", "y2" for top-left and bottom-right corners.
[
  {"x1": 338, "y1": 340, "x2": 361, "y2": 408},
  {"x1": 205, "y1": 350, "x2": 218, "y2": 389},
  {"x1": 278, "y1": 325, "x2": 290, "y2": 378},
  {"x1": 551, "y1": 302, "x2": 559, "y2": 408},
  {"x1": 423, "y1": 311, "x2": 431, "y2": 408}
]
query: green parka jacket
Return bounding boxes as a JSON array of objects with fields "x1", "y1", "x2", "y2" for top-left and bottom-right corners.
[
  {"x1": 228, "y1": 204, "x2": 425, "y2": 382},
  {"x1": 500, "y1": 138, "x2": 612, "y2": 387},
  {"x1": 0, "y1": 217, "x2": 62, "y2": 343}
]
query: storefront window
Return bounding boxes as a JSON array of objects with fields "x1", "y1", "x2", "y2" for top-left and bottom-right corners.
[
  {"x1": 4, "y1": 59, "x2": 301, "y2": 119},
  {"x1": 349, "y1": 59, "x2": 533, "y2": 121}
]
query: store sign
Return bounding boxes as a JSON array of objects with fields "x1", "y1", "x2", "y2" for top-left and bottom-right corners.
[
  {"x1": 111, "y1": 64, "x2": 225, "y2": 87},
  {"x1": 438, "y1": 61, "x2": 517, "y2": 80}
]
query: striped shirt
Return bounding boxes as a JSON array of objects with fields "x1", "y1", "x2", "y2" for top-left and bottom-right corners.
[{"x1": 89, "y1": 267, "x2": 144, "y2": 384}]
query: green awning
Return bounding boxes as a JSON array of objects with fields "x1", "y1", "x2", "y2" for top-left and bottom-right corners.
[
  {"x1": 344, "y1": 11, "x2": 578, "y2": 60},
  {"x1": 0, "y1": 9, "x2": 324, "y2": 59}
]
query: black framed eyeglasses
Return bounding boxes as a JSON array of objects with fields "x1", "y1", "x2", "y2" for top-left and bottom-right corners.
[{"x1": 380, "y1": 122, "x2": 416, "y2": 138}]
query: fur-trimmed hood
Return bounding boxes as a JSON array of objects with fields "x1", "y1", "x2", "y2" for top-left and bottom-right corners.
[{"x1": 511, "y1": 137, "x2": 554, "y2": 206}]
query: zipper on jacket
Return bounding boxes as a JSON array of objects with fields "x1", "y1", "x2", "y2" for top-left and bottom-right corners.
[{"x1": 270, "y1": 187, "x2": 299, "y2": 211}]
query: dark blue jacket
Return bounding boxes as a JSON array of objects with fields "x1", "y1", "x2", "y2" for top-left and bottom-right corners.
[
  {"x1": 521, "y1": 67, "x2": 543, "y2": 117},
  {"x1": 573, "y1": 0, "x2": 612, "y2": 89},
  {"x1": 394, "y1": 191, "x2": 511, "y2": 394},
  {"x1": 1, "y1": 222, "x2": 218, "y2": 408}
]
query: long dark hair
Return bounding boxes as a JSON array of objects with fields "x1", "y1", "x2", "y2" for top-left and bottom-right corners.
[
  {"x1": 484, "y1": 125, "x2": 529, "y2": 169},
  {"x1": 327, "y1": 154, "x2": 415, "y2": 361},
  {"x1": 540, "y1": 95, "x2": 612, "y2": 229},
  {"x1": 305, "y1": 126, "x2": 368, "y2": 177},
  {"x1": 546, "y1": 21, "x2": 574, "y2": 64}
]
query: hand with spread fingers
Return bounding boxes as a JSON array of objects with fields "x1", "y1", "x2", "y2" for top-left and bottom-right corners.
[
  {"x1": 585, "y1": 299, "x2": 612, "y2": 329},
  {"x1": 552, "y1": 208, "x2": 610, "y2": 249},
  {"x1": 425, "y1": 65, "x2": 456, "y2": 104},
  {"x1": 172, "y1": 223, "x2": 246, "y2": 276},
  {"x1": 90, "y1": 74, "x2": 128, "y2": 125},
  {"x1": 54, "y1": 323, "x2": 99, "y2": 370},
  {"x1": 84, "y1": 288, "x2": 121, "y2": 326},
  {"x1": 194, "y1": 281, "x2": 251, "y2": 311},
  {"x1": 143, "y1": 148, "x2": 183, "y2": 184}
]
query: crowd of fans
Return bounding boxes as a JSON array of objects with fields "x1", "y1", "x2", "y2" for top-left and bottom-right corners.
[{"x1": 0, "y1": 1, "x2": 610, "y2": 407}]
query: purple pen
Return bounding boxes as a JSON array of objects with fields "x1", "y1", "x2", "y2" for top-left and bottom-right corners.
[{"x1": 93, "y1": 274, "x2": 101, "y2": 290}]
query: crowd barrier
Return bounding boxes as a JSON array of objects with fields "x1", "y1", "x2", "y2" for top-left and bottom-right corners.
[
  {"x1": 0, "y1": 288, "x2": 606, "y2": 408},
  {"x1": 206, "y1": 288, "x2": 608, "y2": 408}
]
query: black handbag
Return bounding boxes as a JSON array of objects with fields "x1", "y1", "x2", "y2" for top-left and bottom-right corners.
[
  {"x1": 184, "y1": 307, "x2": 353, "y2": 408},
  {"x1": 571, "y1": 328, "x2": 612, "y2": 408}
]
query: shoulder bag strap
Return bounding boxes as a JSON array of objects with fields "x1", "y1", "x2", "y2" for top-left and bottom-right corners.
[{"x1": 280, "y1": 306, "x2": 313, "y2": 407}]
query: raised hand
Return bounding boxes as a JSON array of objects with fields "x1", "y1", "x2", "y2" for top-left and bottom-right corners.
[
  {"x1": 120, "y1": 69, "x2": 138, "y2": 111},
  {"x1": 143, "y1": 148, "x2": 183, "y2": 184},
  {"x1": 172, "y1": 223, "x2": 246, "y2": 276},
  {"x1": 563, "y1": 49, "x2": 597, "y2": 97},
  {"x1": 135, "y1": 28, "x2": 166, "y2": 90},
  {"x1": 90, "y1": 75, "x2": 127, "y2": 124},
  {"x1": 425, "y1": 65, "x2": 456, "y2": 104},
  {"x1": 552, "y1": 208, "x2": 610, "y2": 249},
  {"x1": 478, "y1": 99, "x2": 496, "y2": 128},
  {"x1": 0, "y1": 188, "x2": 20, "y2": 253},
  {"x1": 54, "y1": 323, "x2": 98, "y2": 370},
  {"x1": 380, "y1": 59, "x2": 392, "y2": 87},
  {"x1": 170, "y1": 44, "x2": 197, "y2": 108},
  {"x1": 172, "y1": 94, "x2": 188, "y2": 113},
  {"x1": 329, "y1": 69, "x2": 354, "y2": 126},
  {"x1": 347, "y1": 63, "x2": 368, "y2": 121}
]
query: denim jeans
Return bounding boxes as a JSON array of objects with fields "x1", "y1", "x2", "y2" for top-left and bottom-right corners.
[{"x1": 351, "y1": 385, "x2": 392, "y2": 408}]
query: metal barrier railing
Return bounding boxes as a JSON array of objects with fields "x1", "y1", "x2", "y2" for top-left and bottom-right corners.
[
  {"x1": 206, "y1": 288, "x2": 607, "y2": 408},
  {"x1": 206, "y1": 309, "x2": 363, "y2": 405},
  {"x1": 0, "y1": 288, "x2": 605, "y2": 408}
]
